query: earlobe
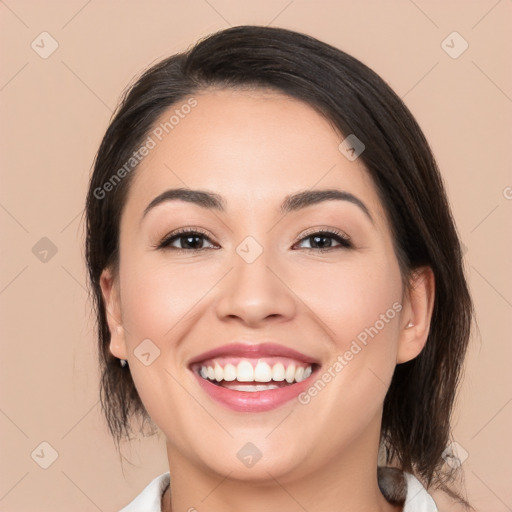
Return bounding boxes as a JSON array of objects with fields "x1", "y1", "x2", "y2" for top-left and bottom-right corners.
[
  {"x1": 396, "y1": 266, "x2": 435, "y2": 364},
  {"x1": 99, "y1": 268, "x2": 128, "y2": 360}
]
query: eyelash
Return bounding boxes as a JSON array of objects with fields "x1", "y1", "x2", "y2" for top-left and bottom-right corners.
[{"x1": 153, "y1": 227, "x2": 352, "y2": 253}]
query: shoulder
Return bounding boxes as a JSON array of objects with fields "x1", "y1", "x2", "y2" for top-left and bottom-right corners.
[
  {"x1": 378, "y1": 467, "x2": 438, "y2": 511},
  {"x1": 404, "y1": 473, "x2": 474, "y2": 512},
  {"x1": 118, "y1": 472, "x2": 170, "y2": 512},
  {"x1": 403, "y1": 472, "x2": 439, "y2": 512},
  {"x1": 427, "y1": 485, "x2": 474, "y2": 512}
]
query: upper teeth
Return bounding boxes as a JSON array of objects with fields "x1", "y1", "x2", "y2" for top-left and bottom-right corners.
[{"x1": 199, "y1": 360, "x2": 313, "y2": 384}]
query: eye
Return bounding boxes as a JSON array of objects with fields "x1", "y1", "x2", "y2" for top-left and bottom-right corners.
[
  {"x1": 154, "y1": 228, "x2": 217, "y2": 251},
  {"x1": 154, "y1": 227, "x2": 352, "y2": 252},
  {"x1": 294, "y1": 229, "x2": 352, "y2": 252}
]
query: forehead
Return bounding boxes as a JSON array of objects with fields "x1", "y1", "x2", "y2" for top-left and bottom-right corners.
[{"x1": 123, "y1": 87, "x2": 385, "y2": 223}]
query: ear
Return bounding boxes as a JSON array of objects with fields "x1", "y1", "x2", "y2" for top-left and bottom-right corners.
[
  {"x1": 99, "y1": 267, "x2": 128, "y2": 360},
  {"x1": 396, "y1": 266, "x2": 435, "y2": 364}
]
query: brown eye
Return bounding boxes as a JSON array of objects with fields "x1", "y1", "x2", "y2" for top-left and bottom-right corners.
[
  {"x1": 156, "y1": 229, "x2": 217, "y2": 251},
  {"x1": 295, "y1": 230, "x2": 352, "y2": 251}
]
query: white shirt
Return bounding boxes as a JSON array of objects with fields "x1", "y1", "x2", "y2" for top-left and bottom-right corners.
[{"x1": 119, "y1": 470, "x2": 438, "y2": 511}]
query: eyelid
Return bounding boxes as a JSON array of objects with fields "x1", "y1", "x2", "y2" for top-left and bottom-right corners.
[
  {"x1": 294, "y1": 227, "x2": 352, "y2": 250},
  {"x1": 154, "y1": 226, "x2": 353, "y2": 251},
  {"x1": 152, "y1": 226, "x2": 217, "y2": 250},
  {"x1": 298, "y1": 226, "x2": 351, "y2": 242}
]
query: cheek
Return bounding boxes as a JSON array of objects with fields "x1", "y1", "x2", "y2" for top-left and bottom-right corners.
[
  {"x1": 302, "y1": 256, "x2": 403, "y2": 348},
  {"x1": 297, "y1": 254, "x2": 403, "y2": 411},
  {"x1": 116, "y1": 254, "x2": 221, "y2": 416},
  {"x1": 293, "y1": 260, "x2": 403, "y2": 436},
  {"x1": 117, "y1": 257, "x2": 196, "y2": 432},
  {"x1": 119, "y1": 254, "x2": 212, "y2": 342}
]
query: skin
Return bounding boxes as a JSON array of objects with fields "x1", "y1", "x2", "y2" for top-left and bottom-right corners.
[{"x1": 100, "y1": 88, "x2": 435, "y2": 512}]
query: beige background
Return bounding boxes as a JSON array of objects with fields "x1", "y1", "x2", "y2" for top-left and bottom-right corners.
[{"x1": 1, "y1": 1, "x2": 511, "y2": 510}]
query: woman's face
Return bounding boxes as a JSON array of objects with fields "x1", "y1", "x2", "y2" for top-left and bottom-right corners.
[{"x1": 102, "y1": 88, "x2": 413, "y2": 481}]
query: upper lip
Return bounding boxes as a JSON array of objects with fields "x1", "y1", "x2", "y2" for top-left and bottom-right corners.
[{"x1": 188, "y1": 342, "x2": 320, "y2": 366}]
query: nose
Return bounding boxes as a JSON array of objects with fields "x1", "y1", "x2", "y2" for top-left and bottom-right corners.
[{"x1": 214, "y1": 247, "x2": 297, "y2": 328}]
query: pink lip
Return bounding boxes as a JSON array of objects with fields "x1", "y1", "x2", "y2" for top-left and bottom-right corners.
[
  {"x1": 188, "y1": 342, "x2": 320, "y2": 366},
  {"x1": 188, "y1": 342, "x2": 320, "y2": 412},
  {"x1": 192, "y1": 370, "x2": 317, "y2": 412}
]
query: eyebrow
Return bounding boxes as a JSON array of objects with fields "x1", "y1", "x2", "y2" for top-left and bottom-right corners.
[{"x1": 141, "y1": 187, "x2": 373, "y2": 223}]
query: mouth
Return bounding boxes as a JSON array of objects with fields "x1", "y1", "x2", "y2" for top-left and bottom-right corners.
[{"x1": 188, "y1": 343, "x2": 321, "y2": 412}]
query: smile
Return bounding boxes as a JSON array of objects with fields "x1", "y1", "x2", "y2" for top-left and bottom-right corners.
[{"x1": 189, "y1": 343, "x2": 320, "y2": 412}]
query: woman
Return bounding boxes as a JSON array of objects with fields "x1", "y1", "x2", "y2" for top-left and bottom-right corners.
[{"x1": 85, "y1": 25, "x2": 473, "y2": 511}]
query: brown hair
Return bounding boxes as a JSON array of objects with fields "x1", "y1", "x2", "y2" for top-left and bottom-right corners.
[{"x1": 84, "y1": 25, "x2": 472, "y2": 505}]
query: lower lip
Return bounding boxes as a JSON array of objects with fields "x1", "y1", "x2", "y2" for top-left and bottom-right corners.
[{"x1": 192, "y1": 371, "x2": 316, "y2": 412}]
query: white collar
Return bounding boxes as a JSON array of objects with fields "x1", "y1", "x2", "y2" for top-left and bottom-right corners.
[{"x1": 119, "y1": 470, "x2": 438, "y2": 511}]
